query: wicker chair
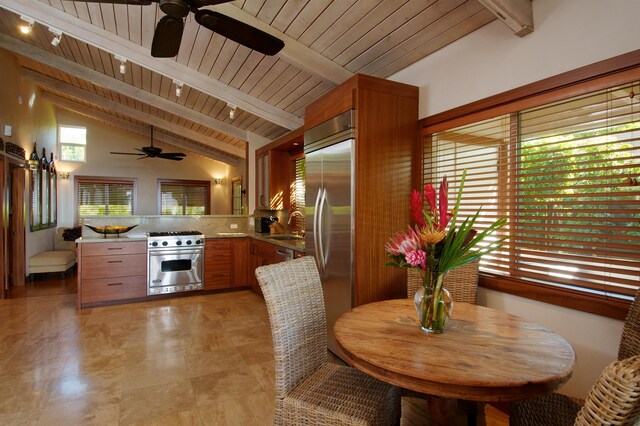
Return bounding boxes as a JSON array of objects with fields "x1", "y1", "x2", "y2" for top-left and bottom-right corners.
[
  {"x1": 255, "y1": 256, "x2": 401, "y2": 426},
  {"x1": 407, "y1": 259, "x2": 480, "y2": 303},
  {"x1": 510, "y1": 355, "x2": 640, "y2": 426},
  {"x1": 510, "y1": 288, "x2": 640, "y2": 425}
]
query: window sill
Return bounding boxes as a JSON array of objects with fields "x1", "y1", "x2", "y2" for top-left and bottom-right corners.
[{"x1": 479, "y1": 275, "x2": 631, "y2": 320}]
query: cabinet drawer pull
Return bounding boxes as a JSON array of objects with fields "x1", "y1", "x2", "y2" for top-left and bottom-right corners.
[
  {"x1": 107, "y1": 260, "x2": 122, "y2": 263},
  {"x1": 107, "y1": 247, "x2": 123, "y2": 250},
  {"x1": 276, "y1": 250, "x2": 291, "y2": 256},
  {"x1": 107, "y1": 282, "x2": 123, "y2": 286}
]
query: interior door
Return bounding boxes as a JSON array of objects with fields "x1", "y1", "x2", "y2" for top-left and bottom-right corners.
[
  {"x1": 0, "y1": 155, "x2": 4, "y2": 298},
  {"x1": 10, "y1": 164, "x2": 25, "y2": 288}
]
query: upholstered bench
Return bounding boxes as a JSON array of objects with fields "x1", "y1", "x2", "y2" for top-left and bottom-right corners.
[{"x1": 29, "y1": 227, "x2": 77, "y2": 277}]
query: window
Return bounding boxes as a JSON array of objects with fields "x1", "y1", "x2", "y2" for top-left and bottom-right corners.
[
  {"x1": 159, "y1": 180, "x2": 210, "y2": 215},
  {"x1": 423, "y1": 79, "x2": 640, "y2": 317},
  {"x1": 76, "y1": 177, "x2": 135, "y2": 220},
  {"x1": 289, "y1": 156, "x2": 306, "y2": 230},
  {"x1": 59, "y1": 125, "x2": 87, "y2": 162}
]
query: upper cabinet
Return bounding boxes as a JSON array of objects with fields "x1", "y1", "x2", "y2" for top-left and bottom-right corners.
[{"x1": 255, "y1": 127, "x2": 304, "y2": 210}]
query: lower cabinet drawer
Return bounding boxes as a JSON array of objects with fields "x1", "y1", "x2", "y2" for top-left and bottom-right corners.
[
  {"x1": 82, "y1": 275, "x2": 147, "y2": 303},
  {"x1": 82, "y1": 253, "x2": 147, "y2": 279},
  {"x1": 204, "y1": 271, "x2": 231, "y2": 290}
]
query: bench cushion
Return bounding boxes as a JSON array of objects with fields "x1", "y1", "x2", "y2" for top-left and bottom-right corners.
[{"x1": 29, "y1": 250, "x2": 76, "y2": 274}]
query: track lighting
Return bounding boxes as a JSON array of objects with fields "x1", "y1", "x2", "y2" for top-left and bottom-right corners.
[
  {"x1": 19, "y1": 16, "x2": 34, "y2": 34},
  {"x1": 174, "y1": 80, "x2": 183, "y2": 97},
  {"x1": 114, "y1": 54, "x2": 127, "y2": 74},
  {"x1": 49, "y1": 27, "x2": 62, "y2": 47},
  {"x1": 228, "y1": 103, "x2": 238, "y2": 120}
]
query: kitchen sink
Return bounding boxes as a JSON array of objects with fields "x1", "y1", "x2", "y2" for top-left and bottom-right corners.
[{"x1": 268, "y1": 235, "x2": 304, "y2": 241}]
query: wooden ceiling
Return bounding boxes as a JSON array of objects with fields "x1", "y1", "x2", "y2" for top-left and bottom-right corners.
[{"x1": 0, "y1": 0, "x2": 530, "y2": 165}]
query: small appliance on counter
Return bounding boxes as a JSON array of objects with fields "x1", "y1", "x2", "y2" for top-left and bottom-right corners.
[{"x1": 259, "y1": 216, "x2": 279, "y2": 233}]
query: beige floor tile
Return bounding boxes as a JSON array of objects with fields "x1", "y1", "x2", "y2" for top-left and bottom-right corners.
[
  {"x1": 190, "y1": 368, "x2": 264, "y2": 407},
  {"x1": 119, "y1": 379, "x2": 197, "y2": 424},
  {"x1": 37, "y1": 398, "x2": 120, "y2": 426}
]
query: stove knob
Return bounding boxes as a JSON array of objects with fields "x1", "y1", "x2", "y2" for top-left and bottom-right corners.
[
  {"x1": 186, "y1": 240, "x2": 192, "y2": 245},
  {"x1": 195, "y1": 239, "x2": 202, "y2": 245},
  {"x1": 152, "y1": 241, "x2": 158, "y2": 247},
  {"x1": 176, "y1": 240, "x2": 182, "y2": 246},
  {"x1": 162, "y1": 241, "x2": 168, "y2": 246}
]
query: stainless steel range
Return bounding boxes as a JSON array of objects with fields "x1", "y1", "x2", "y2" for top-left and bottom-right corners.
[{"x1": 147, "y1": 231, "x2": 204, "y2": 295}]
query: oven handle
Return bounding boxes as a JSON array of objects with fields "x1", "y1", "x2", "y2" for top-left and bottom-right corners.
[{"x1": 148, "y1": 249, "x2": 203, "y2": 257}]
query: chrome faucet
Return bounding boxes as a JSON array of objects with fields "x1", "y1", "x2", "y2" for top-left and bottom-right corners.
[{"x1": 287, "y1": 210, "x2": 304, "y2": 225}]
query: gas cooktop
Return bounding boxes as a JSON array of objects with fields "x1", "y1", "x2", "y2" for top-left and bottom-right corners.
[{"x1": 148, "y1": 231, "x2": 203, "y2": 237}]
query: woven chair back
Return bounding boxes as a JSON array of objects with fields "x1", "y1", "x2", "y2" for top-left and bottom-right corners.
[
  {"x1": 407, "y1": 259, "x2": 480, "y2": 304},
  {"x1": 575, "y1": 354, "x2": 640, "y2": 425},
  {"x1": 255, "y1": 256, "x2": 328, "y2": 400},
  {"x1": 619, "y1": 288, "x2": 640, "y2": 361}
]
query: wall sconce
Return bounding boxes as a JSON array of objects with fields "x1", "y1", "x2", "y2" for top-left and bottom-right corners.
[
  {"x1": 59, "y1": 171, "x2": 70, "y2": 179},
  {"x1": 19, "y1": 16, "x2": 34, "y2": 34},
  {"x1": 114, "y1": 54, "x2": 127, "y2": 74},
  {"x1": 174, "y1": 80, "x2": 183, "y2": 97},
  {"x1": 49, "y1": 27, "x2": 63, "y2": 46},
  {"x1": 214, "y1": 178, "x2": 223, "y2": 185},
  {"x1": 227, "y1": 103, "x2": 237, "y2": 120}
]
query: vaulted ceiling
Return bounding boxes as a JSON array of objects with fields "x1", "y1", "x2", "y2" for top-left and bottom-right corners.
[{"x1": 0, "y1": 0, "x2": 532, "y2": 165}]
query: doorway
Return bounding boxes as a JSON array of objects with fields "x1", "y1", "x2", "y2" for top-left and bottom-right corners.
[{"x1": 231, "y1": 177, "x2": 244, "y2": 215}]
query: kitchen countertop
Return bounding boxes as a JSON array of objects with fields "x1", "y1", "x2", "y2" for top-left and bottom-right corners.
[{"x1": 77, "y1": 232, "x2": 306, "y2": 252}]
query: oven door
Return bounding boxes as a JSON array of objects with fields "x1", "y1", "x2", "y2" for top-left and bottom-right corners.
[{"x1": 148, "y1": 248, "x2": 203, "y2": 293}]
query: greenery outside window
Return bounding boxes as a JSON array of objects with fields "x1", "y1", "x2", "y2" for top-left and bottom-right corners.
[
  {"x1": 423, "y1": 80, "x2": 640, "y2": 317},
  {"x1": 159, "y1": 179, "x2": 210, "y2": 215},
  {"x1": 59, "y1": 125, "x2": 87, "y2": 162},
  {"x1": 76, "y1": 177, "x2": 135, "y2": 221}
]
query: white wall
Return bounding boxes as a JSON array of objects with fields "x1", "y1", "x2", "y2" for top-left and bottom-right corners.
[
  {"x1": 55, "y1": 109, "x2": 245, "y2": 227},
  {"x1": 389, "y1": 0, "x2": 640, "y2": 398}
]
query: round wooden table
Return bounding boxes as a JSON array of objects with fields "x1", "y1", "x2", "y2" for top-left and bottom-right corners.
[{"x1": 334, "y1": 299, "x2": 575, "y2": 403}]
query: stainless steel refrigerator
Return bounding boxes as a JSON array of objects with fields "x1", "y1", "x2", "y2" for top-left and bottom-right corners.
[{"x1": 304, "y1": 110, "x2": 354, "y2": 357}]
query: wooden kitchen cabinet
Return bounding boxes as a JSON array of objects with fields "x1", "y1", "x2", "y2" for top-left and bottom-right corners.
[
  {"x1": 230, "y1": 238, "x2": 249, "y2": 288},
  {"x1": 248, "y1": 239, "x2": 294, "y2": 296},
  {"x1": 255, "y1": 150, "x2": 290, "y2": 210},
  {"x1": 204, "y1": 239, "x2": 231, "y2": 290},
  {"x1": 77, "y1": 241, "x2": 147, "y2": 307}
]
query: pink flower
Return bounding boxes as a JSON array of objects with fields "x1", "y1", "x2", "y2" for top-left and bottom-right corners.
[
  {"x1": 410, "y1": 190, "x2": 425, "y2": 227},
  {"x1": 424, "y1": 184, "x2": 436, "y2": 213},
  {"x1": 406, "y1": 250, "x2": 426, "y2": 268},
  {"x1": 385, "y1": 227, "x2": 421, "y2": 256},
  {"x1": 438, "y1": 176, "x2": 449, "y2": 230}
]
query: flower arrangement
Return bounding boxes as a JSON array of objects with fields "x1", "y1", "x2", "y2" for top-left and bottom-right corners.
[{"x1": 385, "y1": 170, "x2": 507, "y2": 333}]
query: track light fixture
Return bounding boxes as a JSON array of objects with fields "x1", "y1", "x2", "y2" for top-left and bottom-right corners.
[
  {"x1": 49, "y1": 27, "x2": 62, "y2": 47},
  {"x1": 228, "y1": 103, "x2": 238, "y2": 120},
  {"x1": 19, "y1": 16, "x2": 34, "y2": 35},
  {"x1": 114, "y1": 54, "x2": 127, "y2": 74},
  {"x1": 174, "y1": 80, "x2": 183, "y2": 97}
]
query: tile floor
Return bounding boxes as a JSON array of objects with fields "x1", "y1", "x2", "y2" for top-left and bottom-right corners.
[{"x1": 1, "y1": 274, "x2": 507, "y2": 425}]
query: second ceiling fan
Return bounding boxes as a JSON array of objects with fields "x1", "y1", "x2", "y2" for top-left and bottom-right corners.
[
  {"x1": 75, "y1": 0, "x2": 285, "y2": 58},
  {"x1": 110, "y1": 126, "x2": 186, "y2": 161}
]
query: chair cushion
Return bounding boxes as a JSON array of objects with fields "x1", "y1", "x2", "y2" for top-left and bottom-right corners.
[
  {"x1": 30, "y1": 250, "x2": 75, "y2": 267},
  {"x1": 280, "y1": 362, "x2": 400, "y2": 425}
]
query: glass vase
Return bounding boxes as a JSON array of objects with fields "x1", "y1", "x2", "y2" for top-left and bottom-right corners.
[{"x1": 413, "y1": 270, "x2": 453, "y2": 334}]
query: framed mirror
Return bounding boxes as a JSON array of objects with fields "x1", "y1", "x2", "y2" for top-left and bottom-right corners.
[{"x1": 29, "y1": 144, "x2": 57, "y2": 231}]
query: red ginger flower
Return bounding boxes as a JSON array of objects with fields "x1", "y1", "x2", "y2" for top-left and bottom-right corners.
[{"x1": 410, "y1": 190, "x2": 426, "y2": 227}]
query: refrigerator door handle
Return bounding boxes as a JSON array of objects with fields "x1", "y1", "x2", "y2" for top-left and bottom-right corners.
[
  {"x1": 317, "y1": 187, "x2": 328, "y2": 273},
  {"x1": 313, "y1": 187, "x2": 324, "y2": 274}
]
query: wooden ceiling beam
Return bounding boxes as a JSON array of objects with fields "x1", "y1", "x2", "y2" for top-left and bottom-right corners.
[
  {"x1": 23, "y1": 68, "x2": 246, "y2": 159},
  {"x1": 42, "y1": 92, "x2": 241, "y2": 167},
  {"x1": 0, "y1": 0, "x2": 303, "y2": 130},
  {"x1": 0, "y1": 33, "x2": 248, "y2": 143},
  {"x1": 208, "y1": 3, "x2": 353, "y2": 85},
  {"x1": 478, "y1": 0, "x2": 533, "y2": 37}
]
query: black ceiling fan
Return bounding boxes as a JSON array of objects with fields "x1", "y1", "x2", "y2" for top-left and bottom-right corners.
[
  {"x1": 111, "y1": 126, "x2": 186, "y2": 161},
  {"x1": 74, "y1": 0, "x2": 285, "y2": 58}
]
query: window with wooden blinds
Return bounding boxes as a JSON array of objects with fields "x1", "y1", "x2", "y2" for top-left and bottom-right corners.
[
  {"x1": 289, "y1": 156, "x2": 306, "y2": 230},
  {"x1": 159, "y1": 180, "x2": 210, "y2": 215},
  {"x1": 76, "y1": 177, "x2": 135, "y2": 219},
  {"x1": 424, "y1": 81, "x2": 640, "y2": 303}
]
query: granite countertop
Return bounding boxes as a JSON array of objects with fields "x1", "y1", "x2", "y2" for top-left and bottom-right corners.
[{"x1": 77, "y1": 232, "x2": 306, "y2": 252}]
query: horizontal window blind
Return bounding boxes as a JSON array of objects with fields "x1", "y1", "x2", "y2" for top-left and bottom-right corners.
[
  {"x1": 289, "y1": 157, "x2": 306, "y2": 230},
  {"x1": 425, "y1": 81, "x2": 640, "y2": 300},
  {"x1": 77, "y1": 178, "x2": 134, "y2": 218},
  {"x1": 160, "y1": 180, "x2": 210, "y2": 215}
]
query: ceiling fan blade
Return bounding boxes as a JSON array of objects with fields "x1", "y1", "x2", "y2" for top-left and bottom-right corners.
[
  {"x1": 191, "y1": 0, "x2": 232, "y2": 7},
  {"x1": 74, "y1": 0, "x2": 153, "y2": 4},
  {"x1": 110, "y1": 151, "x2": 146, "y2": 155},
  {"x1": 151, "y1": 15, "x2": 184, "y2": 58},
  {"x1": 159, "y1": 152, "x2": 186, "y2": 157},
  {"x1": 194, "y1": 10, "x2": 284, "y2": 56},
  {"x1": 158, "y1": 153, "x2": 185, "y2": 161}
]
